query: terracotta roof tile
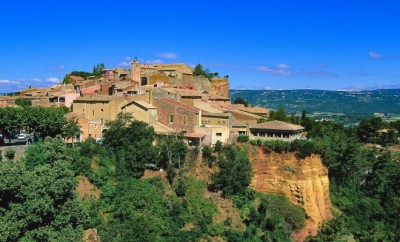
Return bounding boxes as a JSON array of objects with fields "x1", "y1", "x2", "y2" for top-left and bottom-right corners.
[
  {"x1": 156, "y1": 98, "x2": 200, "y2": 113},
  {"x1": 250, "y1": 120, "x2": 304, "y2": 131},
  {"x1": 75, "y1": 95, "x2": 120, "y2": 102}
]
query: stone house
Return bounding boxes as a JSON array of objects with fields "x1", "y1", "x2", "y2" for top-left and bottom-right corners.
[
  {"x1": 64, "y1": 112, "x2": 102, "y2": 142},
  {"x1": 250, "y1": 120, "x2": 304, "y2": 141},
  {"x1": 152, "y1": 97, "x2": 201, "y2": 133},
  {"x1": 72, "y1": 95, "x2": 126, "y2": 126}
]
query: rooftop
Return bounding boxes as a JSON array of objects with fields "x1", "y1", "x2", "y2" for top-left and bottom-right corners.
[
  {"x1": 81, "y1": 85, "x2": 101, "y2": 95},
  {"x1": 75, "y1": 95, "x2": 120, "y2": 102},
  {"x1": 207, "y1": 96, "x2": 231, "y2": 101},
  {"x1": 250, "y1": 120, "x2": 304, "y2": 131},
  {"x1": 202, "y1": 112, "x2": 231, "y2": 118},
  {"x1": 184, "y1": 133, "x2": 206, "y2": 138},
  {"x1": 133, "y1": 101, "x2": 157, "y2": 109},
  {"x1": 156, "y1": 98, "x2": 200, "y2": 113},
  {"x1": 162, "y1": 88, "x2": 203, "y2": 97}
]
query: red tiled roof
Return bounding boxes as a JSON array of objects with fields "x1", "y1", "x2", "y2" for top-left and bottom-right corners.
[
  {"x1": 81, "y1": 85, "x2": 100, "y2": 94},
  {"x1": 184, "y1": 133, "x2": 206, "y2": 138},
  {"x1": 250, "y1": 120, "x2": 304, "y2": 131}
]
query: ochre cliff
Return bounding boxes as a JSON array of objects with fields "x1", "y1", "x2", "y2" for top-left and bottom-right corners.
[
  {"x1": 210, "y1": 78, "x2": 230, "y2": 97},
  {"x1": 251, "y1": 148, "x2": 332, "y2": 241}
]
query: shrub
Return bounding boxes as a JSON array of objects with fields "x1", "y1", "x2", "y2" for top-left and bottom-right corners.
[
  {"x1": 202, "y1": 145, "x2": 216, "y2": 167},
  {"x1": 4, "y1": 149, "x2": 16, "y2": 161},
  {"x1": 283, "y1": 165, "x2": 297, "y2": 174},
  {"x1": 237, "y1": 135, "x2": 249, "y2": 143},
  {"x1": 211, "y1": 146, "x2": 253, "y2": 197},
  {"x1": 262, "y1": 140, "x2": 290, "y2": 154}
]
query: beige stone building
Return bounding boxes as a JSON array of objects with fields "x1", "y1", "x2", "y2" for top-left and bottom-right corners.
[
  {"x1": 64, "y1": 112, "x2": 102, "y2": 142},
  {"x1": 250, "y1": 121, "x2": 304, "y2": 141},
  {"x1": 72, "y1": 95, "x2": 126, "y2": 126},
  {"x1": 153, "y1": 63, "x2": 193, "y2": 80}
]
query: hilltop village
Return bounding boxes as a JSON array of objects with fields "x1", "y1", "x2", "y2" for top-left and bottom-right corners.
[{"x1": 1, "y1": 61, "x2": 305, "y2": 145}]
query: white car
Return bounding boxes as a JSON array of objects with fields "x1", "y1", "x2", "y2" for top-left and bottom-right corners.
[{"x1": 18, "y1": 133, "x2": 27, "y2": 140}]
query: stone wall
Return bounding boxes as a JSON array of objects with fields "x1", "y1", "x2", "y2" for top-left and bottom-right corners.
[
  {"x1": 210, "y1": 78, "x2": 230, "y2": 97},
  {"x1": 152, "y1": 98, "x2": 199, "y2": 133}
]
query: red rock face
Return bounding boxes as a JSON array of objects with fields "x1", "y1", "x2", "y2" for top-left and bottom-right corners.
[
  {"x1": 251, "y1": 148, "x2": 332, "y2": 242},
  {"x1": 210, "y1": 79, "x2": 230, "y2": 97}
]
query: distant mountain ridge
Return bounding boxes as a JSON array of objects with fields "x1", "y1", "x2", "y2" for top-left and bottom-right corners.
[{"x1": 229, "y1": 89, "x2": 400, "y2": 115}]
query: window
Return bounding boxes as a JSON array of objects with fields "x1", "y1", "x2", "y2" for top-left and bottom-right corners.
[
  {"x1": 183, "y1": 115, "x2": 186, "y2": 124},
  {"x1": 216, "y1": 132, "x2": 222, "y2": 137},
  {"x1": 169, "y1": 115, "x2": 174, "y2": 123},
  {"x1": 94, "y1": 124, "x2": 98, "y2": 130},
  {"x1": 92, "y1": 110, "x2": 95, "y2": 116}
]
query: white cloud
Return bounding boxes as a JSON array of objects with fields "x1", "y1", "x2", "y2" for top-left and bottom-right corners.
[
  {"x1": 369, "y1": 51, "x2": 384, "y2": 59},
  {"x1": 144, "y1": 59, "x2": 163, "y2": 65},
  {"x1": 46, "y1": 77, "x2": 60, "y2": 83},
  {"x1": 117, "y1": 61, "x2": 131, "y2": 67},
  {"x1": 157, "y1": 52, "x2": 178, "y2": 59},
  {"x1": 51, "y1": 65, "x2": 66, "y2": 71},
  {"x1": 0, "y1": 79, "x2": 21, "y2": 84},
  {"x1": 255, "y1": 64, "x2": 291, "y2": 76},
  {"x1": 31, "y1": 78, "x2": 42, "y2": 82}
]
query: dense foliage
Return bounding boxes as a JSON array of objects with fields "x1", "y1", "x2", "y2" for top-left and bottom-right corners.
[
  {"x1": 2, "y1": 104, "x2": 400, "y2": 241},
  {"x1": 62, "y1": 62, "x2": 105, "y2": 84},
  {"x1": 233, "y1": 97, "x2": 249, "y2": 107},
  {"x1": 0, "y1": 137, "x2": 86, "y2": 241},
  {"x1": 251, "y1": 118, "x2": 400, "y2": 241},
  {"x1": 14, "y1": 98, "x2": 32, "y2": 107},
  {"x1": 192, "y1": 63, "x2": 223, "y2": 79},
  {"x1": 0, "y1": 106, "x2": 67, "y2": 139},
  {"x1": 211, "y1": 145, "x2": 253, "y2": 197}
]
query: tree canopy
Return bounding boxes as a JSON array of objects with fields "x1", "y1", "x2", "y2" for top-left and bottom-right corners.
[{"x1": 0, "y1": 137, "x2": 86, "y2": 241}]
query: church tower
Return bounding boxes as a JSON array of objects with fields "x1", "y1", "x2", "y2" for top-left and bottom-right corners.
[{"x1": 130, "y1": 58, "x2": 141, "y2": 83}]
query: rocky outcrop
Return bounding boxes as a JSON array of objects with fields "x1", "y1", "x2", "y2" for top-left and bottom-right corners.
[
  {"x1": 210, "y1": 78, "x2": 230, "y2": 97},
  {"x1": 251, "y1": 148, "x2": 332, "y2": 241},
  {"x1": 83, "y1": 229, "x2": 101, "y2": 242}
]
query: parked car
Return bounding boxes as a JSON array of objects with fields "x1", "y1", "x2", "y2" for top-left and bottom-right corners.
[{"x1": 18, "y1": 133, "x2": 27, "y2": 140}]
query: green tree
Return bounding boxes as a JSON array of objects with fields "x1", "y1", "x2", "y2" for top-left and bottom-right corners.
[
  {"x1": 193, "y1": 64, "x2": 207, "y2": 77},
  {"x1": 103, "y1": 113, "x2": 158, "y2": 179},
  {"x1": 15, "y1": 98, "x2": 32, "y2": 107},
  {"x1": 0, "y1": 159, "x2": 86, "y2": 241},
  {"x1": 233, "y1": 97, "x2": 249, "y2": 107},
  {"x1": 62, "y1": 74, "x2": 71, "y2": 84},
  {"x1": 98, "y1": 178, "x2": 175, "y2": 241},
  {"x1": 24, "y1": 136, "x2": 69, "y2": 169},
  {"x1": 4, "y1": 149, "x2": 16, "y2": 161},
  {"x1": 269, "y1": 107, "x2": 288, "y2": 122},
  {"x1": 63, "y1": 117, "x2": 82, "y2": 147},
  {"x1": 211, "y1": 146, "x2": 253, "y2": 197},
  {"x1": 193, "y1": 63, "x2": 214, "y2": 79},
  {"x1": 357, "y1": 117, "x2": 384, "y2": 143}
]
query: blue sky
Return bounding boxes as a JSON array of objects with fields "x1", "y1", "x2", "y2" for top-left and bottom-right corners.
[{"x1": 1, "y1": 0, "x2": 400, "y2": 93}]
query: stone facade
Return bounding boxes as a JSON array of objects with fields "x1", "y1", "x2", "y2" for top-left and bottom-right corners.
[
  {"x1": 250, "y1": 121, "x2": 304, "y2": 141},
  {"x1": 152, "y1": 97, "x2": 200, "y2": 133},
  {"x1": 72, "y1": 96, "x2": 126, "y2": 123}
]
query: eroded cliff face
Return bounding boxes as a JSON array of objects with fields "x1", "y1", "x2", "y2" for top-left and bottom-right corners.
[
  {"x1": 251, "y1": 148, "x2": 332, "y2": 241},
  {"x1": 210, "y1": 78, "x2": 230, "y2": 97}
]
